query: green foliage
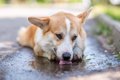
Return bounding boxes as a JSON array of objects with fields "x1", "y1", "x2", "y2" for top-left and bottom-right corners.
[
  {"x1": 69, "y1": 0, "x2": 82, "y2": 3},
  {"x1": 0, "y1": 0, "x2": 5, "y2": 5},
  {"x1": 116, "y1": 52, "x2": 120, "y2": 60},
  {"x1": 37, "y1": 0, "x2": 51, "y2": 3},
  {"x1": 96, "y1": 20, "x2": 112, "y2": 37},
  {"x1": 105, "y1": 6, "x2": 120, "y2": 21},
  {"x1": 36, "y1": 0, "x2": 82, "y2": 3},
  {"x1": 91, "y1": 0, "x2": 110, "y2": 6},
  {"x1": 95, "y1": 19, "x2": 113, "y2": 45}
]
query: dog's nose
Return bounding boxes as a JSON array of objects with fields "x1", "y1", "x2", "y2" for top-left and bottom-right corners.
[{"x1": 62, "y1": 52, "x2": 71, "y2": 61}]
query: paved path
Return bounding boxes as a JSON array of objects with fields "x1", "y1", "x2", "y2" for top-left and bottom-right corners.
[{"x1": 0, "y1": 17, "x2": 120, "y2": 80}]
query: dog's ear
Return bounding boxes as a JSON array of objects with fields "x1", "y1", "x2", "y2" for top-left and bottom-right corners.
[
  {"x1": 77, "y1": 8, "x2": 92, "y2": 24},
  {"x1": 28, "y1": 17, "x2": 50, "y2": 30}
]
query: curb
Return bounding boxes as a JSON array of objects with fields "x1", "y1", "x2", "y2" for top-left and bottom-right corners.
[{"x1": 96, "y1": 14, "x2": 120, "y2": 52}]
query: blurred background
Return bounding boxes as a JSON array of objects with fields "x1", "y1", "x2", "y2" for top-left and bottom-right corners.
[
  {"x1": 0, "y1": 0, "x2": 119, "y2": 20},
  {"x1": 0, "y1": 0, "x2": 119, "y2": 24},
  {"x1": 0, "y1": 0, "x2": 120, "y2": 51},
  {"x1": 0, "y1": 0, "x2": 91, "y2": 17},
  {"x1": 0, "y1": 1, "x2": 120, "y2": 80},
  {"x1": 0, "y1": 0, "x2": 120, "y2": 52},
  {"x1": 0, "y1": 0, "x2": 120, "y2": 47}
]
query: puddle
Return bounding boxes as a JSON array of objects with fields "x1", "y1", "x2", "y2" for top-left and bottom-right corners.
[{"x1": 0, "y1": 36, "x2": 120, "y2": 80}]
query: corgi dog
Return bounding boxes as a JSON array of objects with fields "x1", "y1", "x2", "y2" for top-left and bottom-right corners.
[{"x1": 17, "y1": 8, "x2": 92, "y2": 64}]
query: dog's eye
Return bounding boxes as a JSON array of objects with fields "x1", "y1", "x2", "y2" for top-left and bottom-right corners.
[
  {"x1": 55, "y1": 33, "x2": 63, "y2": 40},
  {"x1": 72, "y1": 35, "x2": 77, "y2": 41}
]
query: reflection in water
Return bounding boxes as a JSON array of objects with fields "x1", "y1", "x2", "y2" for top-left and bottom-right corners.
[
  {"x1": 0, "y1": 36, "x2": 120, "y2": 80},
  {"x1": 30, "y1": 57, "x2": 85, "y2": 76}
]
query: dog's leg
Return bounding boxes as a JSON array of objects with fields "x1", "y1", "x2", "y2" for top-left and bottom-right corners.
[
  {"x1": 34, "y1": 44, "x2": 43, "y2": 57},
  {"x1": 73, "y1": 46, "x2": 84, "y2": 59},
  {"x1": 73, "y1": 37, "x2": 85, "y2": 60},
  {"x1": 42, "y1": 52, "x2": 55, "y2": 60},
  {"x1": 34, "y1": 44, "x2": 55, "y2": 60}
]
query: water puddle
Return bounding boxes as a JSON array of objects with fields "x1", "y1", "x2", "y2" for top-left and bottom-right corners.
[{"x1": 0, "y1": 36, "x2": 119, "y2": 80}]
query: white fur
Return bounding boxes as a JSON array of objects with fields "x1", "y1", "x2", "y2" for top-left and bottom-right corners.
[
  {"x1": 17, "y1": 27, "x2": 26, "y2": 42},
  {"x1": 56, "y1": 18, "x2": 73, "y2": 60},
  {"x1": 34, "y1": 28, "x2": 55, "y2": 59},
  {"x1": 65, "y1": 18, "x2": 71, "y2": 33},
  {"x1": 73, "y1": 36, "x2": 85, "y2": 59},
  {"x1": 17, "y1": 27, "x2": 30, "y2": 46},
  {"x1": 34, "y1": 28, "x2": 43, "y2": 43}
]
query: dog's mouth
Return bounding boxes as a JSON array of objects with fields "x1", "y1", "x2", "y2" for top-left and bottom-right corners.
[
  {"x1": 52, "y1": 55, "x2": 83, "y2": 65},
  {"x1": 59, "y1": 60, "x2": 72, "y2": 65},
  {"x1": 52, "y1": 57, "x2": 73, "y2": 65}
]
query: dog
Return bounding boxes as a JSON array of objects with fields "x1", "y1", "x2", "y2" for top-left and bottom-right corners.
[{"x1": 17, "y1": 8, "x2": 92, "y2": 64}]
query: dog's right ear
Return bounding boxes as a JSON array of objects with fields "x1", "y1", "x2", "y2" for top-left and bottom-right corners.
[{"x1": 28, "y1": 17, "x2": 50, "y2": 30}]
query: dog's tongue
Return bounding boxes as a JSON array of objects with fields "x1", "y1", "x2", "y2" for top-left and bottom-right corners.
[{"x1": 59, "y1": 60, "x2": 72, "y2": 65}]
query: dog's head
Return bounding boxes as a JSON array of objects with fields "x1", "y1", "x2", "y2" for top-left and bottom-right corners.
[{"x1": 28, "y1": 8, "x2": 92, "y2": 64}]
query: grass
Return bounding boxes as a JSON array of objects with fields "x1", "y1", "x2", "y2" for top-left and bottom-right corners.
[
  {"x1": 116, "y1": 52, "x2": 120, "y2": 60},
  {"x1": 95, "y1": 19, "x2": 113, "y2": 45},
  {"x1": 0, "y1": 0, "x2": 5, "y2": 6},
  {"x1": 105, "y1": 6, "x2": 120, "y2": 21},
  {"x1": 37, "y1": 0, "x2": 51, "y2": 3},
  {"x1": 94, "y1": 5, "x2": 120, "y2": 21},
  {"x1": 37, "y1": 0, "x2": 82, "y2": 3},
  {"x1": 69, "y1": 0, "x2": 82, "y2": 3},
  {"x1": 95, "y1": 19, "x2": 112, "y2": 37}
]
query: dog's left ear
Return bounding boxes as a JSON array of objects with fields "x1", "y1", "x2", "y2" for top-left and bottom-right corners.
[
  {"x1": 77, "y1": 8, "x2": 92, "y2": 24},
  {"x1": 28, "y1": 17, "x2": 50, "y2": 30}
]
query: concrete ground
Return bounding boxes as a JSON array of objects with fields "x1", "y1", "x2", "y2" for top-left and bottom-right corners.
[{"x1": 0, "y1": 7, "x2": 120, "y2": 80}]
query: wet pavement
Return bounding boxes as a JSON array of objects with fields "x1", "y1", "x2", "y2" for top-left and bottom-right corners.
[{"x1": 0, "y1": 18, "x2": 120, "y2": 80}]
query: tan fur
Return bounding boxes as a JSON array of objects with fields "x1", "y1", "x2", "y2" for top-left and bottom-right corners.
[
  {"x1": 17, "y1": 9, "x2": 91, "y2": 60},
  {"x1": 49, "y1": 12, "x2": 82, "y2": 46},
  {"x1": 17, "y1": 25, "x2": 37, "y2": 48}
]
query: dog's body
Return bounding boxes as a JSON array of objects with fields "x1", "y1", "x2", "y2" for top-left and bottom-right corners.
[{"x1": 17, "y1": 9, "x2": 91, "y2": 64}]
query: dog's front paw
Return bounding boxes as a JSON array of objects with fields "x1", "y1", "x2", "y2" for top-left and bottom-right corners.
[
  {"x1": 73, "y1": 47, "x2": 84, "y2": 61},
  {"x1": 50, "y1": 53, "x2": 56, "y2": 61},
  {"x1": 42, "y1": 52, "x2": 56, "y2": 61},
  {"x1": 34, "y1": 45, "x2": 43, "y2": 57}
]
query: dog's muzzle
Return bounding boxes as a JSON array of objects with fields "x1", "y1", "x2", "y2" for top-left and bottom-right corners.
[{"x1": 53, "y1": 48, "x2": 83, "y2": 64}]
